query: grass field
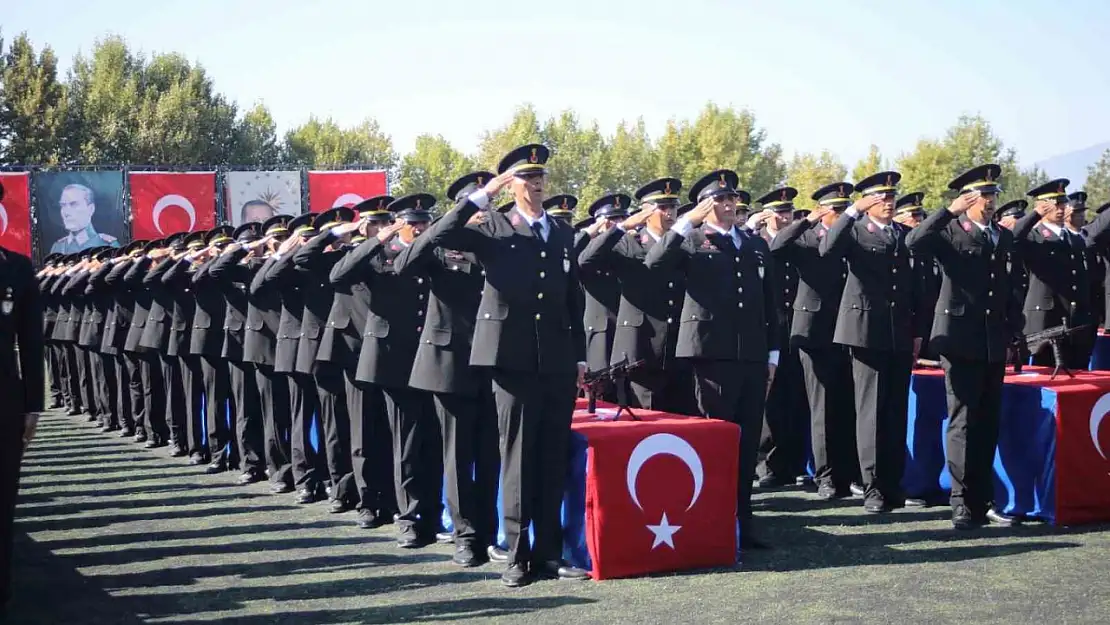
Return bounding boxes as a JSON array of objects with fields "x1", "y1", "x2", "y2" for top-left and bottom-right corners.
[{"x1": 9, "y1": 409, "x2": 1110, "y2": 624}]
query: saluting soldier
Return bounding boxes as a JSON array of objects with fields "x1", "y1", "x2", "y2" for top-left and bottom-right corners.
[
  {"x1": 996, "y1": 200, "x2": 1030, "y2": 309},
  {"x1": 1068, "y1": 192, "x2": 1105, "y2": 353},
  {"x1": 208, "y1": 223, "x2": 268, "y2": 484},
  {"x1": 347, "y1": 194, "x2": 443, "y2": 548},
  {"x1": 62, "y1": 251, "x2": 100, "y2": 426},
  {"x1": 0, "y1": 235, "x2": 44, "y2": 618},
  {"x1": 578, "y1": 194, "x2": 631, "y2": 399},
  {"x1": 1016, "y1": 179, "x2": 1097, "y2": 369},
  {"x1": 48, "y1": 257, "x2": 80, "y2": 415},
  {"x1": 123, "y1": 240, "x2": 172, "y2": 448},
  {"x1": 58, "y1": 252, "x2": 97, "y2": 424},
  {"x1": 180, "y1": 226, "x2": 236, "y2": 473},
  {"x1": 140, "y1": 236, "x2": 187, "y2": 456},
  {"x1": 544, "y1": 194, "x2": 577, "y2": 225},
  {"x1": 428, "y1": 144, "x2": 589, "y2": 587},
  {"x1": 755, "y1": 187, "x2": 810, "y2": 489},
  {"x1": 104, "y1": 242, "x2": 146, "y2": 439},
  {"x1": 820, "y1": 171, "x2": 925, "y2": 514},
  {"x1": 1094, "y1": 202, "x2": 1110, "y2": 331},
  {"x1": 325, "y1": 201, "x2": 405, "y2": 529},
  {"x1": 577, "y1": 178, "x2": 691, "y2": 414},
  {"x1": 163, "y1": 232, "x2": 209, "y2": 466},
  {"x1": 770, "y1": 182, "x2": 859, "y2": 500},
  {"x1": 395, "y1": 172, "x2": 502, "y2": 566},
  {"x1": 894, "y1": 193, "x2": 942, "y2": 361},
  {"x1": 645, "y1": 169, "x2": 780, "y2": 549},
  {"x1": 259, "y1": 213, "x2": 327, "y2": 503},
  {"x1": 905, "y1": 164, "x2": 1023, "y2": 529},
  {"x1": 38, "y1": 254, "x2": 66, "y2": 410},
  {"x1": 85, "y1": 247, "x2": 123, "y2": 432}
]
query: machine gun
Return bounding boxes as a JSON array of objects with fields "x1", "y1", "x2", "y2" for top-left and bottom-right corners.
[
  {"x1": 1016, "y1": 323, "x2": 1092, "y2": 379},
  {"x1": 583, "y1": 356, "x2": 645, "y2": 421}
]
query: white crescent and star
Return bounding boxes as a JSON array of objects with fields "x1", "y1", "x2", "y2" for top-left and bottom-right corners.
[
  {"x1": 626, "y1": 433, "x2": 705, "y2": 550},
  {"x1": 332, "y1": 193, "x2": 364, "y2": 208},
  {"x1": 0, "y1": 202, "x2": 8, "y2": 236},
  {"x1": 1089, "y1": 392, "x2": 1110, "y2": 461},
  {"x1": 152, "y1": 194, "x2": 197, "y2": 235}
]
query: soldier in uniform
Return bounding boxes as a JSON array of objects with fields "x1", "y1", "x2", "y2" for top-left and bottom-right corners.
[
  {"x1": 0, "y1": 233, "x2": 44, "y2": 618},
  {"x1": 104, "y1": 242, "x2": 146, "y2": 440},
  {"x1": 428, "y1": 144, "x2": 589, "y2": 586},
  {"x1": 577, "y1": 194, "x2": 630, "y2": 400},
  {"x1": 997, "y1": 200, "x2": 1031, "y2": 310},
  {"x1": 58, "y1": 253, "x2": 97, "y2": 424},
  {"x1": 1094, "y1": 202, "x2": 1110, "y2": 331},
  {"x1": 38, "y1": 254, "x2": 66, "y2": 409},
  {"x1": 260, "y1": 213, "x2": 327, "y2": 503},
  {"x1": 325, "y1": 201, "x2": 404, "y2": 527},
  {"x1": 85, "y1": 246, "x2": 123, "y2": 432},
  {"x1": 894, "y1": 193, "x2": 942, "y2": 361},
  {"x1": 820, "y1": 171, "x2": 925, "y2": 513},
  {"x1": 123, "y1": 240, "x2": 173, "y2": 448},
  {"x1": 645, "y1": 169, "x2": 780, "y2": 548},
  {"x1": 544, "y1": 194, "x2": 577, "y2": 225},
  {"x1": 48, "y1": 257, "x2": 82, "y2": 416},
  {"x1": 140, "y1": 236, "x2": 187, "y2": 456},
  {"x1": 394, "y1": 172, "x2": 501, "y2": 565},
  {"x1": 755, "y1": 187, "x2": 810, "y2": 489},
  {"x1": 905, "y1": 164, "x2": 1023, "y2": 528},
  {"x1": 244, "y1": 216, "x2": 298, "y2": 493},
  {"x1": 162, "y1": 232, "x2": 209, "y2": 465},
  {"x1": 1016, "y1": 179, "x2": 1096, "y2": 369},
  {"x1": 208, "y1": 223, "x2": 268, "y2": 484},
  {"x1": 770, "y1": 182, "x2": 859, "y2": 500},
  {"x1": 48, "y1": 183, "x2": 120, "y2": 255},
  {"x1": 1068, "y1": 192, "x2": 1105, "y2": 353},
  {"x1": 577, "y1": 178, "x2": 691, "y2": 414}
]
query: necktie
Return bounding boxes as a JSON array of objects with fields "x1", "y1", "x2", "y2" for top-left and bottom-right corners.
[
  {"x1": 983, "y1": 226, "x2": 995, "y2": 251},
  {"x1": 531, "y1": 221, "x2": 544, "y2": 242}
]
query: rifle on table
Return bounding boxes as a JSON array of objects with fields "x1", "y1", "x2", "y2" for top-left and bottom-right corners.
[
  {"x1": 1014, "y1": 322, "x2": 1092, "y2": 379},
  {"x1": 582, "y1": 356, "x2": 645, "y2": 421}
]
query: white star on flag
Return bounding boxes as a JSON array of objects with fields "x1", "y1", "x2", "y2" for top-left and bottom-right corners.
[{"x1": 647, "y1": 512, "x2": 681, "y2": 549}]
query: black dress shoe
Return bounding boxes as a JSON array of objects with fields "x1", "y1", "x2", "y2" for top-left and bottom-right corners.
[
  {"x1": 863, "y1": 495, "x2": 890, "y2": 514},
  {"x1": 145, "y1": 437, "x2": 167, "y2": 449},
  {"x1": 66, "y1": 409, "x2": 82, "y2": 416},
  {"x1": 452, "y1": 544, "x2": 488, "y2": 567},
  {"x1": 204, "y1": 461, "x2": 227, "y2": 475},
  {"x1": 501, "y1": 563, "x2": 532, "y2": 588},
  {"x1": 357, "y1": 509, "x2": 383, "y2": 529},
  {"x1": 487, "y1": 545, "x2": 509, "y2": 563},
  {"x1": 952, "y1": 504, "x2": 979, "y2": 530},
  {"x1": 905, "y1": 497, "x2": 929, "y2": 507},
  {"x1": 816, "y1": 482, "x2": 851, "y2": 500},
  {"x1": 188, "y1": 453, "x2": 208, "y2": 466},
  {"x1": 118, "y1": 428, "x2": 134, "y2": 438},
  {"x1": 100, "y1": 424, "x2": 120, "y2": 433},
  {"x1": 329, "y1": 499, "x2": 352, "y2": 514},
  {"x1": 436, "y1": 531, "x2": 454, "y2": 544},
  {"x1": 397, "y1": 526, "x2": 433, "y2": 549},
  {"x1": 169, "y1": 445, "x2": 187, "y2": 457},
  {"x1": 849, "y1": 482, "x2": 865, "y2": 497},
  {"x1": 296, "y1": 486, "x2": 322, "y2": 504},
  {"x1": 269, "y1": 481, "x2": 294, "y2": 494},
  {"x1": 534, "y1": 559, "x2": 589, "y2": 581},
  {"x1": 985, "y1": 508, "x2": 1018, "y2": 527},
  {"x1": 756, "y1": 474, "x2": 793, "y2": 489},
  {"x1": 133, "y1": 432, "x2": 148, "y2": 443},
  {"x1": 236, "y1": 471, "x2": 265, "y2": 485}
]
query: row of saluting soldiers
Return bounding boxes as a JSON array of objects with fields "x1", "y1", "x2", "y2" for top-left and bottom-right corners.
[{"x1": 38, "y1": 144, "x2": 1110, "y2": 587}]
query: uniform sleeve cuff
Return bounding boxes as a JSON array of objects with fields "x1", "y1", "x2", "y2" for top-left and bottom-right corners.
[
  {"x1": 468, "y1": 189, "x2": 491, "y2": 210},
  {"x1": 845, "y1": 207, "x2": 860, "y2": 219},
  {"x1": 768, "y1": 350, "x2": 780, "y2": 366},
  {"x1": 271, "y1": 253, "x2": 282, "y2": 261},
  {"x1": 671, "y1": 218, "x2": 694, "y2": 236}
]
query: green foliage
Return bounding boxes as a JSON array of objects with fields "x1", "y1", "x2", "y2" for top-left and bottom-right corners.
[
  {"x1": 785, "y1": 150, "x2": 848, "y2": 209},
  {"x1": 393, "y1": 134, "x2": 475, "y2": 201},
  {"x1": 283, "y1": 116, "x2": 397, "y2": 169},
  {"x1": 0, "y1": 33, "x2": 67, "y2": 165},
  {"x1": 1085, "y1": 149, "x2": 1110, "y2": 210},
  {"x1": 851, "y1": 145, "x2": 885, "y2": 183}
]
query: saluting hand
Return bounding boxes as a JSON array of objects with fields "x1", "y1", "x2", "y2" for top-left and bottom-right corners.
[
  {"x1": 376, "y1": 219, "x2": 405, "y2": 242},
  {"x1": 686, "y1": 197, "x2": 716, "y2": 226},
  {"x1": 947, "y1": 191, "x2": 978, "y2": 216},
  {"x1": 1034, "y1": 200, "x2": 1056, "y2": 217},
  {"x1": 277, "y1": 234, "x2": 302, "y2": 255},
  {"x1": 621, "y1": 208, "x2": 653, "y2": 232},
  {"x1": 480, "y1": 171, "x2": 515, "y2": 200},
  {"x1": 852, "y1": 195, "x2": 883, "y2": 215},
  {"x1": 806, "y1": 206, "x2": 833, "y2": 223},
  {"x1": 746, "y1": 209, "x2": 775, "y2": 231}
]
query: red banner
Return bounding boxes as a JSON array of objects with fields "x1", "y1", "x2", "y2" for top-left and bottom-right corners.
[
  {"x1": 1053, "y1": 382, "x2": 1110, "y2": 525},
  {"x1": 129, "y1": 172, "x2": 216, "y2": 241},
  {"x1": 307, "y1": 170, "x2": 387, "y2": 214},
  {"x1": 576, "y1": 410, "x2": 739, "y2": 579},
  {"x1": 0, "y1": 173, "x2": 32, "y2": 256}
]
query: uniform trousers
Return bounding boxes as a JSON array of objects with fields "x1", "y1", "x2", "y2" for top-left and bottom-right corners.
[
  {"x1": 255, "y1": 364, "x2": 293, "y2": 487},
  {"x1": 162, "y1": 354, "x2": 187, "y2": 447},
  {"x1": 800, "y1": 346, "x2": 859, "y2": 490},
  {"x1": 849, "y1": 346, "x2": 913, "y2": 501},
  {"x1": 347, "y1": 374, "x2": 396, "y2": 520},
  {"x1": 113, "y1": 354, "x2": 135, "y2": 432},
  {"x1": 436, "y1": 386, "x2": 499, "y2": 548},
  {"x1": 87, "y1": 348, "x2": 110, "y2": 423},
  {"x1": 97, "y1": 353, "x2": 120, "y2": 428},
  {"x1": 63, "y1": 344, "x2": 83, "y2": 412},
  {"x1": 758, "y1": 347, "x2": 810, "y2": 481},
  {"x1": 123, "y1": 353, "x2": 145, "y2": 434},
  {"x1": 47, "y1": 344, "x2": 64, "y2": 407},
  {"x1": 381, "y1": 386, "x2": 441, "y2": 534},
  {"x1": 288, "y1": 372, "x2": 323, "y2": 490},
  {"x1": 491, "y1": 368, "x2": 577, "y2": 566},
  {"x1": 627, "y1": 364, "x2": 695, "y2": 416},
  {"x1": 691, "y1": 359, "x2": 768, "y2": 528},
  {"x1": 139, "y1": 351, "x2": 169, "y2": 441},
  {"x1": 180, "y1": 355, "x2": 206, "y2": 458},
  {"x1": 315, "y1": 363, "x2": 355, "y2": 504},
  {"x1": 941, "y1": 355, "x2": 1005, "y2": 516},
  {"x1": 0, "y1": 417, "x2": 25, "y2": 608},
  {"x1": 229, "y1": 360, "x2": 264, "y2": 475},
  {"x1": 76, "y1": 347, "x2": 96, "y2": 418},
  {"x1": 199, "y1": 355, "x2": 234, "y2": 468}
]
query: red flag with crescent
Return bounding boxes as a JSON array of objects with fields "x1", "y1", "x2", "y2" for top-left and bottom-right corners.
[
  {"x1": 574, "y1": 410, "x2": 739, "y2": 579},
  {"x1": 307, "y1": 170, "x2": 388, "y2": 214},
  {"x1": 129, "y1": 172, "x2": 216, "y2": 240},
  {"x1": 0, "y1": 172, "x2": 32, "y2": 256}
]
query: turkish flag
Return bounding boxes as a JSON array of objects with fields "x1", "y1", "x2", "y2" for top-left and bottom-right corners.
[
  {"x1": 129, "y1": 172, "x2": 216, "y2": 241},
  {"x1": 0, "y1": 173, "x2": 32, "y2": 256},
  {"x1": 1039, "y1": 372, "x2": 1110, "y2": 525},
  {"x1": 575, "y1": 410, "x2": 739, "y2": 579},
  {"x1": 307, "y1": 170, "x2": 387, "y2": 214}
]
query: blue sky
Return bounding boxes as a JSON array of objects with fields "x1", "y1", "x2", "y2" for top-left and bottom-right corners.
[{"x1": 6, "y1": 0, "x2": 1109, "y2": 168}]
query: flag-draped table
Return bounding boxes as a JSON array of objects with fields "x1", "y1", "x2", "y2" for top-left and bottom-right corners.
[
  {"x1": 904, "y1": 366, "x2": 1110, "y2": 525},
  {"x1": 1089, "y1": 332, "x2": 1110, "y2": 370}
]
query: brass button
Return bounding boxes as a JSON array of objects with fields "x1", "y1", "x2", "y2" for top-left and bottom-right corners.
[
  {"x1": 535, "y1": 313, "x2": 541, "y2": 320},
  {"x1": 668, "y1": 300, "x2": 674, "y2": 305},
  {"x1": 736, "y1": 272, "x2": 742, "y2": 278},
  {"x1": 417, "y1": 310, "x2": 423, "y2": 317},
  {"x1": 537, "y1": 293, "x2": 544, "y2": 299},
  {"x1": 540, "y1": 271, "x2": 546, "y2": 278},
  {"x1": 986, "y1": 309, "x2": 991, "y2": 314},
  {"x1": 451, "y1": 265, "x2": 459, "y2": 271},
  {"x1": 484, "y1": 313, "x2": 491, "y2": 319},
  {"x1": 416, "y1": 278, "x2": 424, "y2": 284},
  {"x1": 988, "y1": 291, "x2": 993, "y2": 296},
  {"x1": 416, "y1": 326, "x2": 422, "y2": 332},
  {"x1": 668, "y1": 282, "x2": 674, "y2": 288},
  {"x1": 666, "y1": 317, "x2": 674, "y2": 323},
  {"x1": 622, "y1": 320, "x2": 628, "y2": 325},
  {"x1": 738, "y1": 302, "x2": 744, "y2": 308},
  {"x1": 738, "y1": 287, "x2": 743, "y2": 293},
  {"x1": 540, "y1": 251, "x2": 547, "y2": 258},
  {"x1": 418, "y1": 294, "x2": 424, "y2": 300}
]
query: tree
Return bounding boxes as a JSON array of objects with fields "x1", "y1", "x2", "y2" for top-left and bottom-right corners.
[
  {"x1": 678, "y1": 104, "x2": 785, "y2": 199},
  {"x1": 1086, "y1": 149, "x2": 1110, "y2": 210},
  {"x1": 229, "y1": 102, "x2": 282, "y2": 165},
  {"x1": 595, "y1": 118, "x2": 656, "y2": 204},
  {"x1": 474, "y1": 104, "x2": 542, "y2": 171},
  {"x1": 393, "y1": 134, "x2": 475, "y2": 201},
  {"x1": 540, "y1": 110, "x2": 604, "y2": 199},
  {"x1": 0, "y1": 33, "x2": 67, "y2": 165},
  {"x1": 851, "y1": 144, "x2": 885, "y2": 183},
  {"x1": 284, "y1": 116, "x2": 397, "y2": 169},
  {"x1": 785, "y1": 150, "x2": 848, "y2": 209},
  {"x1": 62, "y1": 35, "x2": 144, "y2": 164}
]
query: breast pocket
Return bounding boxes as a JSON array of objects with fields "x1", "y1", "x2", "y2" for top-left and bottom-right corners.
[{"x1": 424, "y1": 327, "x2": 451, "y2": 346}]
